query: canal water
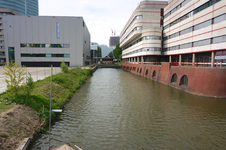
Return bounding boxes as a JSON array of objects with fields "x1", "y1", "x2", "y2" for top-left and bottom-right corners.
[{"x1": 29, "y1": 68, "x2": 226, "y2": 150}]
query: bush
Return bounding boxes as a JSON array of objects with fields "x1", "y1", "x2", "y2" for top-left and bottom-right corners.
[
  {"x1": 25, "y1": 72, "x2": 35, "y2": 95},
  {"x1": 61, "y1": 61, "x2": 68, "y2": 73},
  {"x1": 3, "y1": 61, "x2": 26, "y2": 95}
]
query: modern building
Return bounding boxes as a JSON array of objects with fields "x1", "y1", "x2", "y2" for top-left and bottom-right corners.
[
  {"x1": 0, "y1": 0, "x2": 39, "y2": 16},
  {"x1": 99, "y1": 45, "x2": 114, "y2": 58},
  {"x1": 163, "y1": 0, "x2": 225, "y2": 66},
  {"x1": 121, "y1": 0, "x2": 226, "y2": 98},
  {"x1": 120, "y1": 0, "x2": 167, "y2": 63},
  {"x1": 109, "y1": 36, "x2": 120, "y2": 48},
  {"x1": 0, "y1": 8, "x2": 20, "y2": 65},
  {"x1": 3, "y1": 16, "x2": 90, "y2": 67}
]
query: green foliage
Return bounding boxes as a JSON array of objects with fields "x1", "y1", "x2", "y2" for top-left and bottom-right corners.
[
  {"x1": 3, "y1": 61, "x2": 26, "y2": 95},
  {"x1": 25, "y1": 72, "x2": 35, "y2": 95},
  {"x1": 108, "y1": 51, "x2": 113, "y2": 58},
  {"x1": 97, "y1": 46, "x2": 102, "y2": 57},
  {"x1": 113, "y1": 43, "x2": 122, "y2": 60},
  {"x1": 60, "y1": 60, "x2": 68, "y2": 73},
  {"x1": 0, "y1": 67, "x2": 93, "y2": 124}
]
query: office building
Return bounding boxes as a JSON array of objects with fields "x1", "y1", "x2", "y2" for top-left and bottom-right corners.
[
  {"x1": 120, "y1": 0, "x2": 167, "y2": 63},
  {"x1": 163, "y1": 0, "x2": 225, "y2": 66},
  {"x1": 0, "y1": 8, "x2": 20, "y2": 65},
  {"x1": 3, "y1": 16, "x2": 90, "y2": 67},
  {"x1": 0, "y1": 0, "x2": 39, "y2": 16}
]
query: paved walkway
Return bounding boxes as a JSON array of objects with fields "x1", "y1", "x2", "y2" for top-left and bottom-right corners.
[{"x1": 0, "y1": 66, "x2": 61, "y2": 93}]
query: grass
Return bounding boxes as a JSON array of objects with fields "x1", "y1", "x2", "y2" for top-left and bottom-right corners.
[
  {"x1": 0, "y1": 68, "x2": 93, "y2": 123},
  {"x1": 0, "y1": 102, "x2": 14, "y2": 115}
]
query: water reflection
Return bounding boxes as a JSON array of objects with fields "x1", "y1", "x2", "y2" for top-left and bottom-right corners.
[{"x1": 29, "y1": 68, "x2": 226, "y2": 150}]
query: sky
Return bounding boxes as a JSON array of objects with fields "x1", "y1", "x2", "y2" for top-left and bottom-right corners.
[{"x1": 39, "y1": 0, "x2": 143, "y2": 46}]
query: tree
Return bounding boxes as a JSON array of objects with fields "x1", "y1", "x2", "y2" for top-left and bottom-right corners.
[
  {"x1": 3, "y1": 61, "x2": 26, "y2": 95},
  {"x1": 25, "y1": 72, "x2": 35, "y2": 95},
  {"x1": 113, "y1": 43, "x2": 122, "y2": 60},
  {"x1": 97, "y1": 46, "x2": 102, "y2": 57},
  {"x1": 108, "y1": 51, "x2": 113, "y2": 58},
  {"x1": 61, "y1": 60, "x2": 68, "y2": 73}
]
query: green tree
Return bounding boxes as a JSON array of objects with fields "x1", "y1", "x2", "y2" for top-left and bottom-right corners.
[
  {"x1": 97, "y1": 46, "x2": 102, "y2": 57},
  {"x1": 61, "y1": 60, "x2": 68, "y2": 73},
  {"x1": 3, "y1": 61, "x2": 26, "y2": 95},
  {"x1": 25, "y1": 72, "x2": 35, "y2": 95},
  {"x1": 113, "y1": 43, "x2": 122, "y2": 60},
  {"x1": 108, "y1": 51, "x2": 113, "y2": 58}
]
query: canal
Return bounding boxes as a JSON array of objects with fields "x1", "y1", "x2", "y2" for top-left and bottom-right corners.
[{"x1": 29, "y1": 68, "x2": 226, "y2": 149}]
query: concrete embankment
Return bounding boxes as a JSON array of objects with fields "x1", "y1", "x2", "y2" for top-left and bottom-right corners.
[{"x1": 121, "y1": 62, "x2": 226, "y2": 98}]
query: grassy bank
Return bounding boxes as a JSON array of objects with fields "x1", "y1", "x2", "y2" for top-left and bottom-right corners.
[{"x1": 0, "y1": 68, "x2": 93, "y2": 122}]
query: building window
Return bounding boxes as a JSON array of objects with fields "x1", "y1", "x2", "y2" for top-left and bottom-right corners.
[
  {"x1": 56, "y1": 22, "x2": 60, "y2": 38},
  {"x1": 180, "y1": 75, "x2": 188, "y2": 86},
  {"x1": 171, "y1": 74, "x2": 177, "y2": 83},
  {"x1": 137, "y1": 68, "x2": 139, "y2": 73},
  {"x1": 8, "y1": 47, "x2": 15, "y2": 62}
]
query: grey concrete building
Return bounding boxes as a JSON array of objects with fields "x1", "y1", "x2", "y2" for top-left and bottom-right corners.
[
  {"x1": 109, "y1": 36, "x2": 120, "y2": 48},
  {"x1": 0, "y1": 8, "x2": 20, "y2": 65},
  {"x1": 3, "y1": 15, "x2": 90, "y2": 67}
]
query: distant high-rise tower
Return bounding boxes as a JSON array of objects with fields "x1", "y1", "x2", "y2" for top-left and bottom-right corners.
[
  {"x1": 0, "y1": 0, "x2": 39, "y2": 16},
  {"x1": 109, "y1": 36, "x2": 120, "y2": 48}
]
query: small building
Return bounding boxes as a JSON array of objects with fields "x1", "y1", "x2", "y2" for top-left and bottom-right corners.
[
  {"x1": 3, "y1": 15, "x2": 90, "y2": 67},
  {"x1": 101, "y1": 56, "x2": 113, "y2": 64}
]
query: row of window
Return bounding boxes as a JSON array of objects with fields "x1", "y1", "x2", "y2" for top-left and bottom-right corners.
[
  {"x1": 164, "y1": 0, "x2": 221, "y2": 30},
  {"x1": 20, "y1": 44, "x2": 70, "y2": 48},
  {"x1": 123, "y1": 35, "x2": 161, "y2": 50},
  {"x1": 164, "y1": 35, "x2": 226, "y2": 51},
  {"x1": 121, "y1": 26, "x2": 142, "y2": 44},
  {"x1": 123, "y1": 47, "x2": 161, "y2": 57},
  {"x1": 164, "y1": 0, "x2": 191, "y2": 19},
  {"x1": 164, "y1": 13, "x2": 226, "y2": 41},
  {"x1": 21, "y1": 54, "x2": 70, "y2": 57},
  {"x1": 0, "y1": 29, "x2": 3, "y2": 32},
  {"x1": 0, "y1": 40, "x2": 4, "y2": 43},
  {"x1": 0, "y1": 46, "x2": 4, "y2": 49},
  {"x1": 121, "y1": 15, "x2": 143, "y2": 38}
]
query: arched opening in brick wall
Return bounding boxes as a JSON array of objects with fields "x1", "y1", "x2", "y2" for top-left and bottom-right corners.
[{"x1": 180, "y1": 75, "x2": 188, "y2": 86}]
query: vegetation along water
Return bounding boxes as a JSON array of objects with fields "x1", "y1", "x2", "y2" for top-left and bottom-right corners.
[{"x1": 0, "y1": 62, "x2": 93, "y2": 150}]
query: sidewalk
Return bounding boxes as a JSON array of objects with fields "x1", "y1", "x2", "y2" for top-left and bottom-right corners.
[{"x1": 0, "y1": 66, "x2": 61, "y2": 93}]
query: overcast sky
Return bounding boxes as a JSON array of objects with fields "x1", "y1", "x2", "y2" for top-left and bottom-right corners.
[{"x1": 39, "y1": 0, "x2": 144, "y2": 46}]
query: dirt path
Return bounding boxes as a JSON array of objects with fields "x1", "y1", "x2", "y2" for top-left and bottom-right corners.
[{"x1": 0, "y1": 105, "x2": 41, "y2": 150}]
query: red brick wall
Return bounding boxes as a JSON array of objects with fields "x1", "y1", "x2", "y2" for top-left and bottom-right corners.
[{"x1": 121, "y1": 62, "x2": 226, "y2": 98}]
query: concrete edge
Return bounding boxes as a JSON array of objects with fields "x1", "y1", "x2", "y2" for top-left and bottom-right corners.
[{"x1": 16, "y1": 137, "x2": 30, "y2": 150}]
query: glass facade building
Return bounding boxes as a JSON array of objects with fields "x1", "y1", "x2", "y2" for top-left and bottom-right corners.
[{"x1": 0, "y1": 0, "x2": 38, "y2": 16}]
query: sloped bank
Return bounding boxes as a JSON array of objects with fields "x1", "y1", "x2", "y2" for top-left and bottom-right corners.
[
  {"x1": 121, "y1": 62, "x2": 226, "y2": 98},
  {"x1": 0, "y1": 68, "x2": 93, "y2": 150}
]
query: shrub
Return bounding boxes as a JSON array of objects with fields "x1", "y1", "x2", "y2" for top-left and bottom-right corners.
[
  {"x1": 3, "y1": 61, "x2": 26, "y2": 95},
  {"x1": 25, "y1": 72, "x2": 35, "y2": 95},
  {"x1": 61, "y1": 61, "x2": 68, "y2": 73}
]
